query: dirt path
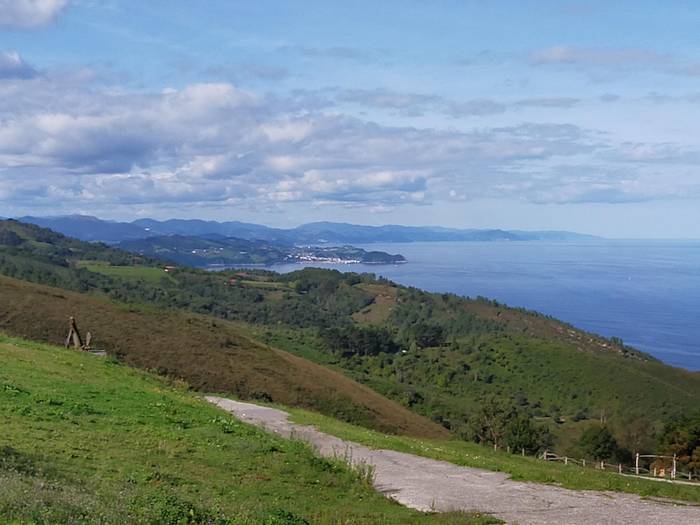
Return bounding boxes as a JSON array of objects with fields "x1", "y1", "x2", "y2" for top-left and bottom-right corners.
[{"x1": 206, "y1": 397, "x2": 700, "y2": 525}]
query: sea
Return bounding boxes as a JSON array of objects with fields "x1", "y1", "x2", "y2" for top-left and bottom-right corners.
[{"x1": 245, "y1": 240, "x2": 700, "y2": 371}]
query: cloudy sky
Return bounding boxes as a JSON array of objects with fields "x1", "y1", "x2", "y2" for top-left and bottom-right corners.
[{"x1": 1, "y1": 0, "x2": 699, "y2": 237}]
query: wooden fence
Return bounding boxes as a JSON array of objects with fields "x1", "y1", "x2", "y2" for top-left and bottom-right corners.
[{"x1": 539, "y1": 450, "x2": 697, "y2": 483}]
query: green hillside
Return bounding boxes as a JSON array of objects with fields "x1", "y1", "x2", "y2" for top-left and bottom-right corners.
[
  {"x1": 118, "y1": 234, "x2": 291, "y2": 266},
  {"x1": 0, "y1": 275, "x2": 447, "y2": 440},
  {"x1": 118, "y1": 235, "x2": 405, "y2": 266},
  {"x1": 261, "y1": 284, "x2": 700, "y2": 437},
  {"x1": 0, "y1": 335, "x2": 491, "y2": 524},
  {"x1": 2, "y1": 218, "x2": 700, "y2": 460}
]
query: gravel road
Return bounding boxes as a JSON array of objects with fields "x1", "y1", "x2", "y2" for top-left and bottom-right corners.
[{"x1": 206, "y1": 396, "x2": 700, "y2": 525}]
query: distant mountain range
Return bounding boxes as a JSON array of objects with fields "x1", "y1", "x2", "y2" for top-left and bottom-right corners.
[{"x1": 17, "y1": 215, "x2": 600, "y2": 245}]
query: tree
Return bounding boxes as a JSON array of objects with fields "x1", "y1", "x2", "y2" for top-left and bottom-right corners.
[
  {"x1": 579, "y1": 425, "x2": 619, "y2": 461},
  {"x1": 504, "y1": 413, "x2": 552, "y2": 454},
  {"x1": 410, "y1": 322, "x2": 445, "y2": 348},
  {"x1": 321, "y1": 325, "x2": 402, "y2": 357},
  {"x1": 0, "y1": 230, "x2": 22, "y2": 246},
  {"x1": 659, "y1": 412, "x2": 700, "y2": 474},
  {"x1": 464, "y1": 397, "x2": 551, "y2": 453},
  {"x1": 464, "y1": 397, "x2": 513, "y2": 447},
  {"x1": 617, "y1": 417, "x2": 655, "y2": 454}
]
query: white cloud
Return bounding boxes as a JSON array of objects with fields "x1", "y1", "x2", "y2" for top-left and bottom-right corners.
[
  {"x1": 513, "y1": 97, "x2": 580, "y2": 109},
  {"x1": 0, "y1": 51, "x2": 37, "y2": 78},
  {"x1": 321, "y1": 88, "x2": 583, "y2": 118},
  {"x1": 0, "y1": 69, "x2": 695, "y2": 213},
  {"x1": 531, "y1": 46, "x2": 663, "y2": 67},
  {"x1": 445, "y1": 99, "x2": 506, "y2": 117},
  {"x1": 531, "y1": 46, "x2": 700, "y2": 77},
  {"x1": 0, "y1": 0, "x2": 69, "y2": 29}
]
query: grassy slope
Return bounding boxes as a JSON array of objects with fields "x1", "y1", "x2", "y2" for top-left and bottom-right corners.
[
  {"x1": 289, "y1": 408, "x2": 700, "y2": 504},
  {"x1": 0, "y1": 275, "x2": 447, "y2": 440},
  {"x1": 77, "y1": 261, "x2": 176, "y2": 284},
  {"x1": 260, "y1": 282, "x2": 700, "y2": 437},
  {"x1": 4, "y1": 218, "x2": 700, "y2": 450},
  {"x1": 0, "y1": 335, "x2": 496, "y2": 525},
  {"x1": 262, "y1": 324, "x2": 700, "y2": 442}
]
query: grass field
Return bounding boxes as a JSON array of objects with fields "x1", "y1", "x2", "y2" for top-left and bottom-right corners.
[
  {"x1": 0, "y1": 335, "x2": 498, "y2": 525},
  {"x1": 240, "y1": 279, "x2": 292, "y2": 290},
  {"x1": 351, "y1": 284, "x2": 398, "y2": 324},
  {"x1": 289, "y1": 408, "x2": 700, "y2": 504},
  {"x1": 77, "y1": 261, "x2": 175, "y2": 285}
]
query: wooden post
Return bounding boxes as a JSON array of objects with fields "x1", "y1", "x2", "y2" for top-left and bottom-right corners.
[
  {"x1": 65, "y1": 317, "x2": 84, "y2": 349},
  {"x1": 618, "y1": 464, "x2": 622, "y2": 474},
  {"x1": 521, "y1": 448, "x2": 525, "y2": 457},
  {"x1": 600, "y1": 460, "x2": 604, "y2": 470},
  {"x1": 635, "y1": 452, "x2": 639, "y2": 475},
  {"x1": 582, "y1": 458, "x2": 586, "y2": 467},
  {"x1": 64, "y1": 317, "x2": 92, "y2": 351},
  {"x1": 564, "y1": 456, "x2": 568, "y2": 465},
  {"x1": 653, "y1": 467, "x2": 657, "y2": 477},
  {"x1": 672, "y1": 454, "x2": 677, "y2": 479}
]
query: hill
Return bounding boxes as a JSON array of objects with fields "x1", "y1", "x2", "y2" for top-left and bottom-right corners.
[
  {"x1": 2, "y1": 218, "x2": 699, "y2": 459},
  {"x1": 0, "y1": 274, "x2": 446, "y2": 439},
  {"x1": 119, "y1": 234, "x2": 293, "y2": 266},
  {"x1": 118, "y1": 235, "x2": 406, "y2": 267},
  {"x1": 18, "y1": 214, "x2": 599, "y2": 244},
  {"x1": 0, "y1": 335, "x2": 484, "y2": 524},
  {"x1": 19, "y1": 214, "x2": 149, "y2": 243},
  {"x1": 260, "y1": 282, "x2": 700, "y2": 448}
]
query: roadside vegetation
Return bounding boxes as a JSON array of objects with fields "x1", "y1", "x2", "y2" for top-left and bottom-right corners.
[
  {"x1": 289, "y1": 408, "x2": 700, "y2": 504},
  {"x1": 0, "y1": 334, "x2": 497, "y2": 525}
]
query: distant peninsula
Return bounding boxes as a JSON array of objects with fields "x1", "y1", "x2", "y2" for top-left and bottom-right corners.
[{"x1": 118, "y1": 235, "x2": 406, "y2": 267}]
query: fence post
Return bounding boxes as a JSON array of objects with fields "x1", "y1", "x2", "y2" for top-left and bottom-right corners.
[
  {"x1": 672, "y1": 454, "x2": 677, "y2": 479},
  {"x1": 635, "y1": 452, "x2": 639, "y2": 475},
  {"x1": 564, "y1": 456, "x2": 568, "y2": 465},
  {"x1": 653, "y1": 467, "x2": 657, "y2": 477},
  {"x1": 618, "y1": 464, "x2": 622, "y2": 474},
  {"x1": 600, "y1": 460, "x2": 604, "y2": 470},
  {"x1": 521, "y1": 448, "x2": 525, "y2": 457},
  {"x1": 582, "y1": 458, "x2": 586, "y2": 467}
]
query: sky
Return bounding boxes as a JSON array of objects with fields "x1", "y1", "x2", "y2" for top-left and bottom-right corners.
[{"x1": 1, "y1": 1, "x2": 700, "y2": 237}]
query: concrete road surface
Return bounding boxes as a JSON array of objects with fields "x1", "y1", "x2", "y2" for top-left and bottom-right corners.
[{"x1": 206, "y1": 396, "x2": 700, "y2": 525}]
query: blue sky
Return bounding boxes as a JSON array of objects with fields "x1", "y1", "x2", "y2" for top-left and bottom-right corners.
[{"x1": 1, "y1": 1, "x2": 700, "y2": 237}]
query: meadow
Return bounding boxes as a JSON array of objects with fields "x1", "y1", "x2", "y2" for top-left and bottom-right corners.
[{"x1": 0, "y1": 334, "x2": 496, "y2": 525}]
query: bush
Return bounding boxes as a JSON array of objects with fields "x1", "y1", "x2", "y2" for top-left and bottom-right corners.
[
  {"x1": 579, "y1": 425, "x2": 620, "y2": 461},
  {"x1": 0, "y1": 230, "x2": 23, "y2": 246},
  {"x1": 321, "y1": 325, "x2": 402, "y2": 357},
  {"x1": 504, "y1": 414, "x2": 552, "y2": 454}
]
